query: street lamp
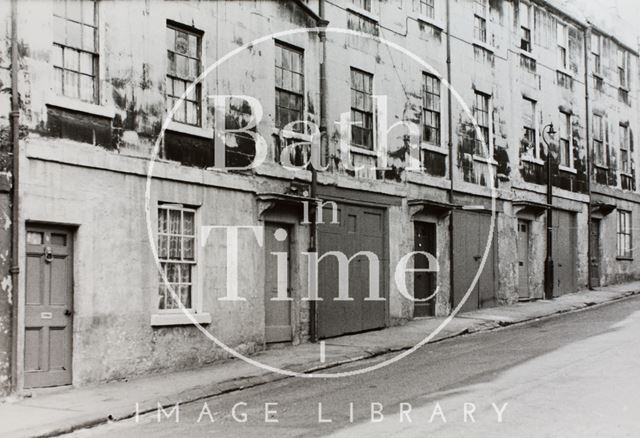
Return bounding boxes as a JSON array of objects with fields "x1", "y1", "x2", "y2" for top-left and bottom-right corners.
[{"x1": 543, "y1": 123, "x2": 557, "y2": 300}]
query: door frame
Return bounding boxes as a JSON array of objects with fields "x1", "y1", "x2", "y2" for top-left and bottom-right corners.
[
  {"x1": 315, "y1": 198, "x2": 390, "y2": 337},
  {"x1": 15, "y1": 221, "x2": 77, "y2": 392},
  {"x1": 263, "y1": 221, "x2": 294, "y2": 344}
]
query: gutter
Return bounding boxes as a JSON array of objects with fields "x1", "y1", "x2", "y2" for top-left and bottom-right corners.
[
  {"x1": 9, "y1": 0, "x2": 20, "y2": 392},
  {"x1": 309, "y1": 0, "x2": 330, "y2": 343},
  {"x1": 584, "y1": 25, "x2": 593, "y2": 290},
  {"x1": 446, "y1": 0, "x2": 455, "y2": 312}
]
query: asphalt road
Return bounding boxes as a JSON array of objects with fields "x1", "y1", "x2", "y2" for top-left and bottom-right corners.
[{"x1": 67, "y1": 295, "x2": 640, "y2": 438}]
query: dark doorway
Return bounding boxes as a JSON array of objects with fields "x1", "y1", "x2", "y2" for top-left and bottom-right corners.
[{"x1": 414, "y1": 222, "x2": 437, "y2": 317}]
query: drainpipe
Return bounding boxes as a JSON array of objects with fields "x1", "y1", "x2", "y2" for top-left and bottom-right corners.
[
  {"x1": 446, "y1": 0, "x2": 455, "y2": 312},
  {"x1": 9, "y1": 0, "x2": 20, "y2": 392},
  {"x1": 310, "y1": 0, "x2": 329, "y2": 343},
  {"x1": 584, "y1": 25, "x2": 593, "y2": 290}
]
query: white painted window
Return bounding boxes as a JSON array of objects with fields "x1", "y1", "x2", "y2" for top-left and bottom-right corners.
[
  {"x1": 618, "y1": 47, "x2": 629, "y2": 89},
  {"x1": 522, "y1": 97, "x2": 538, "y2": 159},
  {"x1": 557, "y1": 22, "x2": 568, "y2": 69},
  {"x1": 474, "y1": 15, "x2": 487, "y2": 43},
  {"x1": 166, "y1": 23, "x2": 202, "y2": 126},
  {"x1": 53, "y1": 0, "x2": 98, "y2": 103},
  {"x1": 620, "y1": 124, "x2": 631, "y2": 174},
  {"x1": 422, "y1": 73, "x2": 441, "y2": 146},
  {"x1": 617, "y1": 210, "x2": 632, "y2": 259},
  {"x1": 519, "y1": 2, "x2": 532, "y2": 52},
  {"x1": 559, "y1": 111, "x2": 573, "y2": 168},
  {"x1": 473, "y1": 91, "x2": 492, "y2": 157},
  {"x1": 593, "y1": 114, "x2": 605, "y2": 166},
  {"x1": 416, "y1": 0, "x2": 435, "y2": 18},
  {"x1": 351, "y1": 68, "x2": 374, "y2": 150},
  {"x1": 591, "y1": 33, "x2": 601, "y2": 75},
  {"x1": 157, "y1": 204, "x2": 197, "y2": 312}
]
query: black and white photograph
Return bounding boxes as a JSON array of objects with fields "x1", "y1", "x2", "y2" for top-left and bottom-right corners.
[{"x1": 0, "y1": 0, "x2": 639, "y2": 436}]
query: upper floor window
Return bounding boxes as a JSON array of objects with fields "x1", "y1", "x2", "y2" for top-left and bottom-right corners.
[
  {"x1": 416, "y1": 0, "x2": 435, "y2": 18},
  {"x1": 618, "y1": 48, "x2": 629, "y2": 89},
  {"x1": 157, "y1": 204, "x2": 196, "y2": 311},
  {"x1": 474, "y1": 15, "x2": 487, "y2": 43},
  {"x1": 350, "y1": 68, "x2": 374, "y2": 150},
  {"x1": 519, "y1": 3, "x2": 532, "y2": 52},
  {"x1": 422, "y1": 73, "x2": 441, "y2": 146},
  {"x1": 591, "y1": 33, "x2": 601, "y2": 75},
  {"x1": 559, "y1": 111, "x2": 572, "y2": 168},
  {"x1": 522, "y1": 97, "x2": 538, "y2": 159},
  {"x1": 275, "y1": 42, "x2": 304, "y2": 133},
  {"x1": 352, "y1": 0, "x2": 371, "y2": 12},
  {"x1": 620, "y1": 124, "x2": 631, "y2": 174},
  {"x1": 473, "y1": 91, "x2": 491, "y2": 156},
  {"x1": 474, "y1": 0, "x2": 487, "y2": 16},
  {"x1": 593, "y1": 113, "x2": 605, "y2": 166},
  {"x1": 617, "y1": 210, "x2": 632, "y2": 259},
  {"x1": 53, "y1": 0, "x2": 98, "y2": 103},
  {"x1": 557, "y1": 22, "x2": 568, "y2": 69},
  {"x1": 166, "y1": 23, "x2": 202, "y2": 126}
]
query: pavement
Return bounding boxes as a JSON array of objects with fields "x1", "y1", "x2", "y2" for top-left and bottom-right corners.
[{"x1": 2, "y1": 281, "x2": 640, "y2": 438}]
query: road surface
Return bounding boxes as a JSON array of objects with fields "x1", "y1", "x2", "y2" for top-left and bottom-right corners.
[{"x1": 66, "y1": 295, "x2": 640, "y2": 437}]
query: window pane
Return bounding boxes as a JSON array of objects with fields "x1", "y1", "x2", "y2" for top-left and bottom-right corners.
[
  {"x1": 188, "y1": 34, "x2": 198, "y2": 57},
  {"x1": 53, "y1": 45, "x2": 63, "y2": 67},
  {"x1": 180, "y1": 285, "x2": 192, "y2": 309},
  {"x1": 82, "y1": 25, "x2": 95, "y2": 52},
  {"x1": 54, "y1": 67, "x2": 63, "y2": 95},
  {"x1": 158, "y1": 235, "x2": 168, "y2": 259},
  {"x1": 79, "y1": 74, "x2": 94, "y2": 101},
  {"x1": 54, "y1": 16, "x2": 66, "y2": 43},
  {"x1": 169, "y1": 209, "x2": 181, "y2": 233},
  {"x1": 82, "y1": 1, "x2": 95, "y2": 25},
  {"x1": 67, "y1": 20, "x2": 82, "y2": 48},
  {"x1": 64, "y1": 70, "x2": 79, "y2": 98},
  {"x1": 79, "y1": 52, "x2": 93, "y2": 74},
  {"x1": 64, "y1": 47, "x2": 79, "y2": 70},
  {"x1": 67, "y1": 0, "x2": 82, "y2": 21},
  {"x1": 176, "y1": 55, "x2": 188, "y2": 78},
  {"x1": 175, "y1": 30, "x2": 189, "y2": 54}
]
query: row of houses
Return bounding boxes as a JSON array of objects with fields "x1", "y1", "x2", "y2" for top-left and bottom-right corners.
[{"x1": 0, "y1": 0, "x2": 638, "y2": 394}]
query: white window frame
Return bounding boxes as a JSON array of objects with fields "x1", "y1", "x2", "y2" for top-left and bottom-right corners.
[
  {"x1": 421, "y1": 72, "x2": 443, "y2": 149},
  {"x1": 618, "y1": 47, "x2": 629, "y2": 90},
  {"x1": 619, "y1": 123, "x2": 631, "y2": 175},
  {"x1": 559, "y1": 111, "x2": 575, "y2": 171},
  {"x1": 521, "y1": 97, "x2": 540, "y2": 161},
  {"x1": 519, "y1": 2, "x2": 533, "y2": 53},
  {"x1": 617, "y1": 210, "x2": 633, "y2": 259},
  {"x1": 557, "y1": 21, "x2": 568, "y2": 70},
  {"x1": 593, "y1": 113, "x2": 606, "y2": 167},
  {"x1": 472, "y1": 91, "x2": 493, "y2": 158},
  {"x1": 152, "y1": 203, "x2": 210, "y2": 326},
  {"x1": 591, "y1": 32, "x2": 602, "y2": 76}
]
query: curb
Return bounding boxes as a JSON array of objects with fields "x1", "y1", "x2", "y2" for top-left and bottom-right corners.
[{"x1": 28, "y1": 289, "x2": 640, "y2": 438}]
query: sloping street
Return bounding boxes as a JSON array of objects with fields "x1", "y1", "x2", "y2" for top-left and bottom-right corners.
[{"x1": 64, "y1": 295, "x2": 640, "y2": 438}]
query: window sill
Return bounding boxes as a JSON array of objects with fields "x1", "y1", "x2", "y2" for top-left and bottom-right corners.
[
  {"x1": 346, "y1": 6, "x2": 379, "y2": 23},
  {"x1": 421, "y1": 142, "x2": 448, "y2": 155},
  {"x1": 473, "y1": 40, "x2": 495, "y2": 53},
  {"x1": 271, "y1": 127, "x2": 313, "y2": 142},
  {"x1": 46, "y1": 95, "x2": 115, "y2": 119},
  {"x1": 413, "y1": 14, "x2": 445, "y2": 31},
  {"x1": 556, "y1": 67, "x2": 574, "y2": 78},
  {"x1": 558, "y1": 165, "x2": 577, "y2": 174},
  {"x1": 521, "y1": 155, "x2": 544, "y2": 166},
  {"x1": 151, "y1": 312, "x2": 212, "y2": 326},
  {"x1": 616, "y1": 256, "x2": 633, "y2": 262},
  {"x1": 350, "y1": 145, "x2": 378, "y2": 157},
  {"x1": 166, "y1": 121, "x2": 213, "y2": 139},
  {"x1": 620, "y1": 171, "x2": 634, "y2": 178},
  {"x1": 594, "y1": 163, "x2": 609, "y2": 170},
  {"x1": 472, "y1": 154, "x2": 497, "y2": 165},
  {"x1": 518, "y1": 49, "x2": 536, "y2": 60}
]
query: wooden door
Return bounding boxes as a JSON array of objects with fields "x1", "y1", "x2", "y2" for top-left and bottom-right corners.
[
  {"x1": 317, "y1": 203, "x2": 386, "y2": 338},
  {"x1": 24, "y1": 226, "x2": 73, "y2": 388},
  {"x1": 264, "y1": 223, "x2": 292, "y2": 343},
  {"x1": 452, "y1": 210, "x2": 497, "y2": 312},
  {"x1": 590, "y1": 219, "x2": 601, "y2": 287},
  {"x1": 553, "y1": 211, "x2": 577, "y2": 296},
  {"x1": 414, "y1": 222, "x2": 437, "y2": 317},
  {"x1": 517, "y1": 220, "x2": 531, "y2": 299}
]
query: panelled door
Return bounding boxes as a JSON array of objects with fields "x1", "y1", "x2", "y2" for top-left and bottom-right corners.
[
  {"x1": 24, "y1": 226, "x2": 73, "y2": 388},
  {"x1": 264, "y1": 223, "x2": 293, "y2": 343},
  {"x1": 590, "y1": 219, "x2": 601, "y2": 287},
  {"x1": 317, "y1": 203, "x2": 386, "y2": 339},
  {"x1": 516, "y1": 220, "x2": 531, "y2": 299},
  {"x1": 553, "y1": 210, "x2": 577, "y2": 296},
  {"x1": 414, "y1": 222, "x2": 437, "y2": 317},
  {"x1": 452, "y1": 210, "x2": 497, "y2": 313}
]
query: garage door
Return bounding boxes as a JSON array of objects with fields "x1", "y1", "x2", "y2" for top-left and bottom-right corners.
[
  {"x1": 317, "y1": 203, "x2": 386, "y2": 338},
  {"x1": 452, "y1": 210, "x2": 497, "y2": 313},
  {"x1": 552, "y1": 210, "x2": 577, "y2": 296}
]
